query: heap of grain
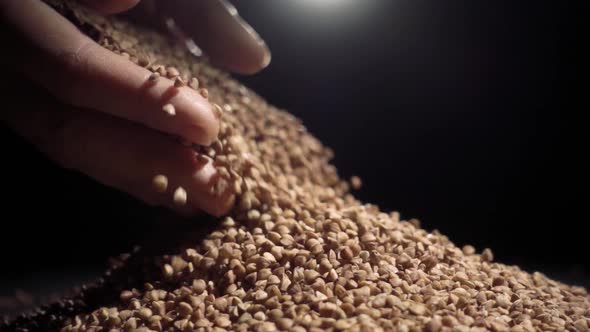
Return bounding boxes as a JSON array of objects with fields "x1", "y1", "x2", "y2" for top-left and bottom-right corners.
[{"x1": 6, "y1": 1, "x2": 590, "y2": 332}]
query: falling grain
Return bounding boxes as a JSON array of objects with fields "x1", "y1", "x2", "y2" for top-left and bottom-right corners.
[
  {"x1": 350, "y1": 175, "x2": 362, "y2": 190},
  {"x1": 173, "y1": 187, "x2": 187, "y2": 206},
  {"x1": 189, "y1": 77, "x2": 199, "y2": 89},
  {"x1": 162, "y1": 103, "x2": 175, "y2": 116},
  {"x1": 151, "y1": 174, "x2": 168, "y2": 193},
  {"x1": 173, "y1": 76, "x2": 185, "y2": 88}
]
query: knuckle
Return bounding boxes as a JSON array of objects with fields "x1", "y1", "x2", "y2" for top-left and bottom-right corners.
[
  {"x1": 57, "y1": 39, "x2": 95, "y2": 72},
  {"x1": 52, "y1": 40, "x2": 97, "y2": 105}
]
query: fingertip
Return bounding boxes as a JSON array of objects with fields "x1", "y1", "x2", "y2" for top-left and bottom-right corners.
[
  {"x1": 187, "y1": 121, "x2": 219, "y2": 147},
  {"x1": 145, "y1": 145, "x2": 233, "y2": 217},
  {"x1": 235, "y1": 42, "x2": 272, "y2": 75},
  {"x1": 206, "y1": 192, "x2": 235, "y2": 217},
  {"x1": 164, "y1": 0, "x2": 270, "y2": 75},
  {"x1": 234, "y1": 17, "x2": 272, "y2": 74},
  {"x1": 188, "y1": 159, "x2": 234, "y2": 217},
  {"x1": 212, "y1": 30, "x2": 272, "y2": 75},
  {"x1": 255, "y1": 43, "x2": 272, "y2": 73},
  {"x1": 176, "y1": 88, "x2": 219, "y2": 145},
  {"x1": 80, "y1": 0, "x2": 140, "y2": 14}
]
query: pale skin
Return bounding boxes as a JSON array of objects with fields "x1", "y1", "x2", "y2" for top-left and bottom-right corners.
[{"x1": 0, "y1": 0, "x2": 270, "y2": 216}]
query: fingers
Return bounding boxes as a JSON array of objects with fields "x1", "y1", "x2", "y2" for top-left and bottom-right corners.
[
  {"x1": 160, "y1": 0, "x2": 271, "y2": 74},
  {"x1": 78, "y1": 0, "x2": 141, "y2": 14},
  {"x1": 2, "y1": 95, "x2": 233, "y2": 217},
  {"x1": 1, "y1": 0, "x2": 218, "y2": 145}
]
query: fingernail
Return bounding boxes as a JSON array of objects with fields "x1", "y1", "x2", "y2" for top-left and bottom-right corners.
[
  {"x1": 219, "y1": 0, "x2": 239, "y2": 16},
  {"x1": 260, "y1": 43, "x2": 272, "y2": 69},
  {"x1": 219, "y1": 0, "x2": 271, "y2": 69}
]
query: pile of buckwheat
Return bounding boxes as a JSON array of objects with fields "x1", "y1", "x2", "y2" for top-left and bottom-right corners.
[{"x1": 4, "y1": 1, "x2": 589, "y2": 332}]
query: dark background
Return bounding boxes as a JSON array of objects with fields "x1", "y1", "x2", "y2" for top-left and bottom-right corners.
[
  {"x1": 235, "y1": 0, "x2": 587, "y2": 285},
  {"x1": 0, "y1": 0, "x2": 586, "y2": 311}
]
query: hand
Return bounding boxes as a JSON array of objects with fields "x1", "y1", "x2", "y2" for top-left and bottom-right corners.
[{"x1": 0, "y1": 0, "x2": 270, "y2": 216}]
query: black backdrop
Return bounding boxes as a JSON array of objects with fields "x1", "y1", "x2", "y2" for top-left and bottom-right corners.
[
  {"x1": 0, "y1": 0, "x2": 586, "y2": 306},
  {"x1": 234, "y1": 0, "x2": 587, "y2": 285}
]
